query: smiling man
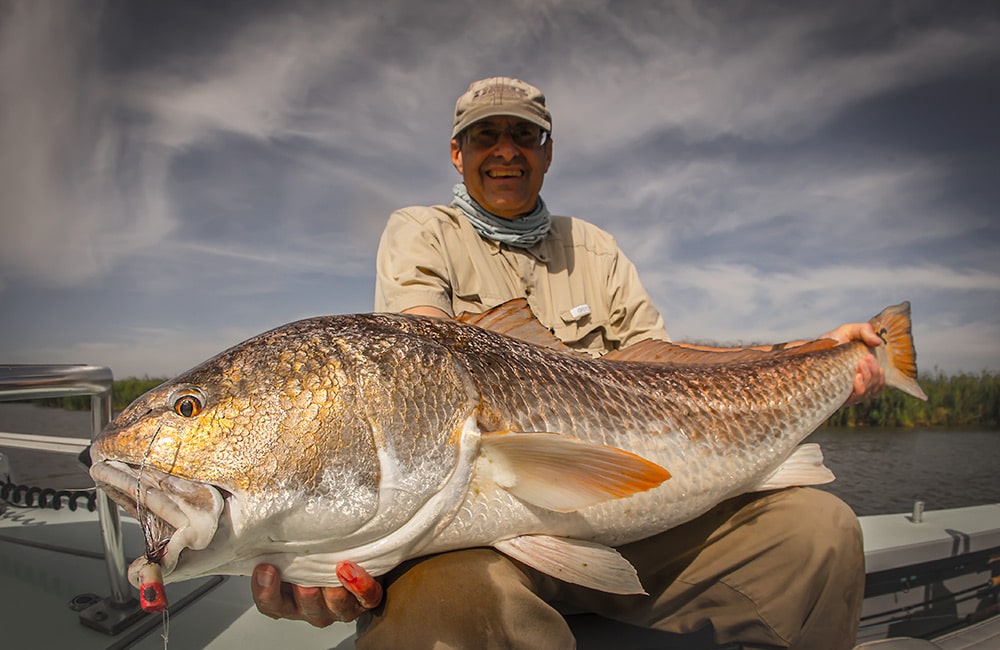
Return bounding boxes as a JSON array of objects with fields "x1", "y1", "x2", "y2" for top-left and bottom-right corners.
[
  {"x1": 451, "y1": 84, "x2": 552, "y2": 219},
  {"x1": 252, "y1": 77, "x2": 884, "y2": 650},
  {"x1": 373, "y1": 77, "x2": 670, "y2": 353}
]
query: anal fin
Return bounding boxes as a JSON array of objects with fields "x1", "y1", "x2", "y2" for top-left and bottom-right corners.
[
  {"x1": 754, "y1": 443, "x2": 835, "y2": 491},
  {"x1": 494, "y1": 535, "x2": 646, "y2": 595}
]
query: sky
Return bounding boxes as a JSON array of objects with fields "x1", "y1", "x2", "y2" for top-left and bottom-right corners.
[{"x1": 1, "y1": 0, "x2": 998, "y2": 379}]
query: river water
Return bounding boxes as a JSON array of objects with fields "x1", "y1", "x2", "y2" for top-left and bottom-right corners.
[{"x1": 1, "y1": 402, "x2": 998, "y2": 516}]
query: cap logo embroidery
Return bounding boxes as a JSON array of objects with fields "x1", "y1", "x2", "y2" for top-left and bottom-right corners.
[{"x1": 473, "y1": 84, "x2": 529, "y2": 103}]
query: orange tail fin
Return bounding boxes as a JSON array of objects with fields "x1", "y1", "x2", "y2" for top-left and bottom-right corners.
[{"x1": 869, "y1": 302, "x2": 928, "y2": 401}]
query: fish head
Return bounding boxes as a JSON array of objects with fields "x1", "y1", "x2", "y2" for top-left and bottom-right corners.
[
  {"x1": 89, "y1": 315, "x2": 483, "y2": 587},
  {"x1": 88, "y1": 320, "x2": 391, "y2": 585}
]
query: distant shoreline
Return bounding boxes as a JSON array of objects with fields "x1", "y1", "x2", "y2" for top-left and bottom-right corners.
[{"x1": 11, "y1": 368, "x2": 998, "y2": 430}]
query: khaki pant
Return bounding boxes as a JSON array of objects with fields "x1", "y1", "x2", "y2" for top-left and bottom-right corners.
[{"x1": 356, "y1": 488, "x2": 864, "y2": 650}]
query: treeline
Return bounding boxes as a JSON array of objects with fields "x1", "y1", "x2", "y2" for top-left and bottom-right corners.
[
  {"x1": 825, "y1": 370, "x2": 1000, "y2": 428},
  {"x1": 34, "y1": 377, "x2": 168, "y2": 413},
  {"x1": 33, "y1": 371, "x2": 1000, "y2": 430}
]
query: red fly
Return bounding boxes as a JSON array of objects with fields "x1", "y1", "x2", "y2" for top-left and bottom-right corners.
[{"x1": 138, "y1": 561, "x2": 168, "y2": 613}]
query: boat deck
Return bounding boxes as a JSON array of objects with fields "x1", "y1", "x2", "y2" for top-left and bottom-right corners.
[
  {"x1": 0, "y1": 504, "x2": 356, "y2": 649},
  {"x1": 5, "y1": 501, "x2": 999, "y2": 649},
  {"x1": 2, "y1": 364, "x2": 997, "y2": 648}
]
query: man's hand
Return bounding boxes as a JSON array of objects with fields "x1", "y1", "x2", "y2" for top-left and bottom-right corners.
[
  {"x1": 251, "y1": 562, "x2": 383, "y2": 628},
  {"x1": 819, "y1": 322, "x2": 886, "y2": 407}
]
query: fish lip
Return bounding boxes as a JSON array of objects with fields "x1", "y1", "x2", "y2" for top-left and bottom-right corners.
[{"x1": 90, "y1": 460, "x2": 224, "y2": 586}]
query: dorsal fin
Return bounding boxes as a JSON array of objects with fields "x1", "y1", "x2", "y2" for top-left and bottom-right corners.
[
  {"x1": 604, "y1": 337, "x2": 837, "y2": 365},
  {"x1": 456, "y1": 299, "x2": 576, "y2": 353},
  {"x1": 458, "y1": 299, "x2": 844, "y2": 364}
]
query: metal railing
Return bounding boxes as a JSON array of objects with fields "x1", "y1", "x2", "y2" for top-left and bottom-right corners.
[{"x1": 0, "y1": 364, "x2": 132, "y2": 609}]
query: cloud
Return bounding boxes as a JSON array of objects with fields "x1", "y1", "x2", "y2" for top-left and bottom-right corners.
[
  {"x1": 0, "y1": 3, "x2": 176, "y2": 289},
  {"x1": 548, "y1": 2, "x2": 1000, "y2": 152},
  {"x1": 639, "y1": 260, "x2": 1000, "y2": 375},
  {"x1": 0, "y1": 1, "x2": 997, "y2": 377},
  {"x1": 0, "y1": 3, "x2": 388, "y2": 291},
  {"x1": 18, "y1": 324, "x2": 255, "y2": 380},
  {"x1": 131, "y1": 8, "x2": 381, "y2": 148}
]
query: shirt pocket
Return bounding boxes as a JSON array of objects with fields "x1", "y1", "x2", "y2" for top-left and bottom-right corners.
[
  {"x1": 551, "y1": 306, "x2": 612, "y2": 354},
  {"x1": 453, "y1": 292, "x2": 512, "y2": 316},
  {"x1": 446, "y1": 257, "x2": 509, "y2": 314}
]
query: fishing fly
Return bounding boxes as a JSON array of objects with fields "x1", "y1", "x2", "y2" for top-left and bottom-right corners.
[{"x1": 136, "y1": 426, "x2": 170, "y2": 614}]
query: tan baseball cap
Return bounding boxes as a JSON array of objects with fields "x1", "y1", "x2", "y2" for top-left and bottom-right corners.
[{"x1": 452, "y1": 77, "x2": 552, "y2": 138}]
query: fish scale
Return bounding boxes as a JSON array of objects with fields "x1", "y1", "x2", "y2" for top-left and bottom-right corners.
[
  {"x1": 423, "y1": 330, "x2": 867, "y2": 550},
  {"x1": 89, "y1": 299, "x2": 926, "y2": 596}
]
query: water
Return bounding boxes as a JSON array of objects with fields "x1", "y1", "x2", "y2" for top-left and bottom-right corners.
[
  {"x1": 806, "y1": 427, "x2": 1000, "y2": 516},
  {"x1": 0, "y1": 402, "x2": 98, "y2": 488},
  {"x1": 1, "y1": 402, "x2": 999, "y2": 516}
]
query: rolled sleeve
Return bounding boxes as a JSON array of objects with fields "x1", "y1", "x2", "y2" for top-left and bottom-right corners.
[
  {"x1": 374, "y1": 209, "x2": 456, "y2": 315},
  {"x1": 606, "y1": 245, "x2": 670, "y2": 347}
]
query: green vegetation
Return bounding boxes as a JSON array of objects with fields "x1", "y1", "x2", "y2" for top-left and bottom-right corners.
[
  {"x1": 34, "y1": 371, "x2": 1000, "y2": 430},
  {"x1": 825, "y1": 370, "x2": 1000, "y2": 429},
  {"x1": 35, "y1": 376, "x2": 168, "y2": 413}
]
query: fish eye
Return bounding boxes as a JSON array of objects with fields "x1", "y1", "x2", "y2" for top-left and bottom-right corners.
[{"x1": 172, "y1": 391, "x2": 204, "y2": 418}]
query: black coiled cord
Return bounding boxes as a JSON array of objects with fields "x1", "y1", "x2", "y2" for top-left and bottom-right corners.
[{"x1": 1, "y1": 480, "x2": 98, "y2": 511}]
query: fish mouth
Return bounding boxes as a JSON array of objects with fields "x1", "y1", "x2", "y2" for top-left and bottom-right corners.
[{"x1": 90, "y1": 460, "x2": 224, "y2": 588}]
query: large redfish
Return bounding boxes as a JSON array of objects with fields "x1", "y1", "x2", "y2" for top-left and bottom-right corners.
[{"x1": 89, "y1": 300, "x2": 926, "y2": 597}]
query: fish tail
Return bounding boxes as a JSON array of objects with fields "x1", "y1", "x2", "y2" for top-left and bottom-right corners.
[{"x1": 869, "y1": 302, "x2": 928, "y2": 401}]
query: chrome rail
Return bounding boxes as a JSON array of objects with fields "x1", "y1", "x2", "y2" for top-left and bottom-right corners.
[
  {"x1": 0, "y1": 364, "x2": 114, "y2": 401},
  {"x1": 0, "y1": 364, "x2": 132, "y2": 609}
]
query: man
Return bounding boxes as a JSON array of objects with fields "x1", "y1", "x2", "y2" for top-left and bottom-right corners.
[{"x1": 253, "y1": 77, "x2": 884, "y2": 649}]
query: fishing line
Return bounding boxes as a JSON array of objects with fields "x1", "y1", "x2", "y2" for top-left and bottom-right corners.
[
  {"x1": 136, "y1": 425, "x2": 170, "y2": 562},
  {"x1": 136, "y1": 425, "x2": 171, "y2": 619},
  {"x1": 160, "y1": 607, "x2": 170, "y2": 650}
]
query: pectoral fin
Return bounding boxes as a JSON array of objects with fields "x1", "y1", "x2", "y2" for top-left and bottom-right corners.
[
  {"x1": 753, "y1": 443, "x2": 835, "y2": 491},
  {"x1": 494, "y1": 534, "x2": 646, "y2": 595},
  {"x1": 480, "y1": 432, "x2": 670, "y2": 512}
]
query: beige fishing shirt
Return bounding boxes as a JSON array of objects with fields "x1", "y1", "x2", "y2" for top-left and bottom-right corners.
[{"x1": 374, "y1": 204, "x2": 669, "y2": 356}]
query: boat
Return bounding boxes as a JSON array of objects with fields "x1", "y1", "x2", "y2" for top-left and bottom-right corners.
[{"x1": 2, "y1": 364, "x2": 998, "y2": 649}]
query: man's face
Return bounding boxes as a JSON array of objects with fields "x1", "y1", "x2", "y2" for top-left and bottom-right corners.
[{"x1": 451, "y1": 116, "x2": 552, "y2": 219}]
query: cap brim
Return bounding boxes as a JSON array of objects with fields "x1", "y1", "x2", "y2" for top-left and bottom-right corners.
[{"x1": 452, "y1": 105, "x2": 551, "y2": 138}]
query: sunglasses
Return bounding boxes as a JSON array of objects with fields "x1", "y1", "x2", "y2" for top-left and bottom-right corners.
[{"x1": 464, "y1": 123, "x2": 550, "y2": 149}]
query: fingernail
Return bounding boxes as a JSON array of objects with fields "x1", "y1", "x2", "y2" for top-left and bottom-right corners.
[{"x1": 255, "y1": 569, "x2": 274, "y2": 588}]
